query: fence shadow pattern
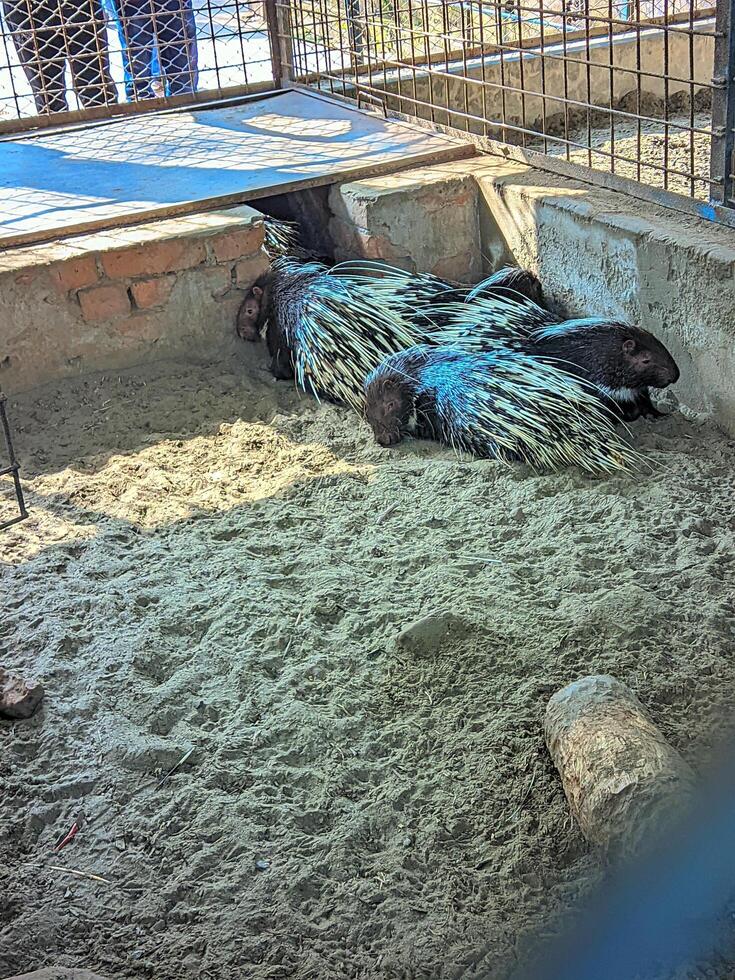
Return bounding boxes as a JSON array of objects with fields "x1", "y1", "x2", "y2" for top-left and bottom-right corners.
[{"x1": 0, "y1": 0, "x2": 733, "y2": 209}]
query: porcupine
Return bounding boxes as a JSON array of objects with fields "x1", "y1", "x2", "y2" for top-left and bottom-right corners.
[
  {"x1": 235, "y1": 263, "x2": 300, "y2": 381},
  {"x1": 426, "y1": 293, "x2": 680, "y2": 423},
  {"x1": 339, "y1": 262, "x2": 679, "y2": 423},
  {"x1": 363, "y1": 344, "x2": 643, "y2": 476},
  {"x1": 238, "y1": 256, "x2": 432, "y2": 410},
  {"x1": 236, "y1": 214, "x2": 338, "y2": 369},
  {"x1": 236, "y1": 216, "x2": 303, "y2": 345},
  {"x1": 333, "y1": 261, "x2": 547, "y2": 322},
  {"x1": 238, "y1": 256, "x2": 678, "y2": 423},
  {"x1": 261, "y1": 215, "x2": 332, "y2": 263},
  {"x1": 527, "y1": 317, "x2": 679, "y2": 422},
  {"x1": 236, "y1": 216, "x2": 322, "y2": 361},
  {"x1": 262, "y1": 215, "x2": 304, "y2": 260},
  {"x1": 236, "y1": 259, "x2": 548, "y2": 394}
]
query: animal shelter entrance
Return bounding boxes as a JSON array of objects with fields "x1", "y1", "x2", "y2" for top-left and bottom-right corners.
[{"x1": 0, "y1": 87, "x2": 471, "y2": 249}]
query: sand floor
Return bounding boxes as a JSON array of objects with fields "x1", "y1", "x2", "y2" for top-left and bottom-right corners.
[
  {"x1": 2, "y1": 348, "x2": 735, "y2": 979},
  {"x1": 530, "y1": 111, "x2": 712, "y2": 201}
]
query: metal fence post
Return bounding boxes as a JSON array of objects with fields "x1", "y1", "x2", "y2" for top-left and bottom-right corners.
[
  {"x1": 346, "y1": 0, "x2": 366, "y2": 66},
  {"x1": 710, "y1": 0, "x2": 735, "y2": 206},
  {"x1": 0, "y1": 392, "x2": 28, "y2": 532},
  {"x1": 265, "y1": 0, "x2": 293, "y2": 87}
]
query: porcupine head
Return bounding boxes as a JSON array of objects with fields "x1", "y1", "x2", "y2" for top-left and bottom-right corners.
[
  {"x1": 365, "y1": 368, "x2": 417, "y2": 447},
  {"x1": 621, "y1": 325, "x2": 680, "y2": 390},
  {"x1": 537, "y1": 322, "x2": 680, "y2": 395},
  {"x1": 236, "y1": 274, "x2": 271, "y2": 342}
]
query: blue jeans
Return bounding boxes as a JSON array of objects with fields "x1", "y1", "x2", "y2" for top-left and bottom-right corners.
[{"x1": 106, "y1": 0, "x2": 198, "y2": 100}]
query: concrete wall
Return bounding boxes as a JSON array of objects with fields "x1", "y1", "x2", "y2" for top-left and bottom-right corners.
[
  {"x1": 349, "y1": 21, "x2": 714, "y2": 138},
  {"x1": 330, "y1": 169, "x2": 483, "y2": 282},
  {"x1": 0, "y1": 207, "x2": 269, "y2": 394},
  {"x1": 328, "y1": 158, "x2": 735, "y2": 434},
  {"x1": 3, "y1": 149, "x2": 734, "y2": 436}
]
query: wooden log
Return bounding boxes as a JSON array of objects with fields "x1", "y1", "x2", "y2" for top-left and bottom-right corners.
[{"x1": 544, "y1": 674, "x2": 696, "y2": 859}]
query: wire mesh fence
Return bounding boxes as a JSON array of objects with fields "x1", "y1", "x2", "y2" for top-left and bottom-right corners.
[
  {"x1": 0, "y1": 0, "x2": 732, "y2": 211},
  {"x1": 277, "y1": 0, "x2": 726, "y2": 205},
  {"x1": 0, "y1": 0, "x2": 273, "y2": 124}
]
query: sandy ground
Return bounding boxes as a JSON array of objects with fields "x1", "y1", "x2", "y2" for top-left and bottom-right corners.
[
  {"x1": 2, "y1": 347, "x2": 735, "y2": 980},
  {"x1": 531, "y1": 110, "x2": 712, "y2": 201}
]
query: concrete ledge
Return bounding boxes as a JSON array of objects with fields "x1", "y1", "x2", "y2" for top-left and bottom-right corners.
[
  {"x1": 329, "y1": 169, "x2": 483, "y2": 282},
  {"x1": 329, "y1": 157, "x2": 735, "y2": 433},
  {"x1": 0, "y1": 207, "x2": 269, "y2": 394},
  {"x1": 5, "y1": 158, "x2": 734, "y2": 434}
]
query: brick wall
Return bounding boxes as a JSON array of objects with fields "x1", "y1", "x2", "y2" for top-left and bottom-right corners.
[{"x1": 0, "y1": 205, "x2": 269, "y2": 394}]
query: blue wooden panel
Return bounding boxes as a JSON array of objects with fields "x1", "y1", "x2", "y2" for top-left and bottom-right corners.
[{"x1": 0, "y1": 89, "x2": 471, "y2": 248}]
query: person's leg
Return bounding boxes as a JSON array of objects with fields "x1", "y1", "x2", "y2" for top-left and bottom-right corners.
[
  {"x1": 62, "y1": 0, "x2": 117, "y2": 107},
  {"x1": 180, "y1": 0, "x2": 198, "y2": 92},
  {"x1": 112, "y1": 0, "x2": 156, "y2": 100},
  {"x1": 100, "y1": 0, "x2": 134, "y2": 98},
  {"x1": 2, "y1": 0, "x2": 68, "y2": 113},
  {"x1": 150, "y1": 22, "x2": 160, "y2": 89},
  {"x1": 153, "y1": 0, "x2": 197, "y2": 96}
]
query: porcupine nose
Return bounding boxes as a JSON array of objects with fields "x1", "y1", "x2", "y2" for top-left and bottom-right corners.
[
  {"x1": 376, "y1": 428, "x2": 400, "y2": 447},
  {"x1": 662, "y1": 355, "x2": 680, "y2": 386}
]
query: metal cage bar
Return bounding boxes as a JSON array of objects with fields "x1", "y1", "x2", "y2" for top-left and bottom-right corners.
[
  {"x1": 0, "y1": 0, "x2": 732, "y2": 212},
  {"x1": 0, "y1": 0, "x2": 274, "y2": 127},
  {"x1": 281, "y1": 0, "x2": 723, "y2": 207},
  {"x1": 710, "y1": 0, "x2": 735, "y2": 205},
  {"x1": 0, "y1": 393, "x2": 28, "y2": 532}
]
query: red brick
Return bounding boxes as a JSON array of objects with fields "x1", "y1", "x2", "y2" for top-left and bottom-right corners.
[
  {"x1": 101, "y1": 240, "x2": 205, "y2": 279},
  {"x1": 235, "y1": 252, "x2": 270, "y2": 288},
  {"x1": 50, "y1": 255, "x2": 98, "y2": 293},
  {"x1": 209, "y1": 225, "x2": 264, "y2": 263},
  {"x1": 78, "y1": 282, "x2": 131, "y2": 321},
  {"x1": 131, "y1": 275, "x2": 176, "y2": 309}
]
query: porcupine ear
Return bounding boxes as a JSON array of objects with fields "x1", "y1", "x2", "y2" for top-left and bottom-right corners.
[
  {"x1": 622, "y1": 337, "x2": 637, "y2": 355},
  {"x1": 252, "y1": 285, "x2": 263, "y2": 300},
  {"x1": 382, "y1": 377, "x2": 405, "y2": 409}
]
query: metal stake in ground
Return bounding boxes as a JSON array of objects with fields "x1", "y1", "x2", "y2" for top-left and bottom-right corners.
[{"x1": 0, "y1": 391, "x2": 28, "y2": 531}]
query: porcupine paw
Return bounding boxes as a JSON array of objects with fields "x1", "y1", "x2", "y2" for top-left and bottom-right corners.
[
  {"x1": 270, "y1": 353, "x2": 295, "y2": 381},
  {"x1": 643, "y1": 403, "x2": 670, "y2": 420}
]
